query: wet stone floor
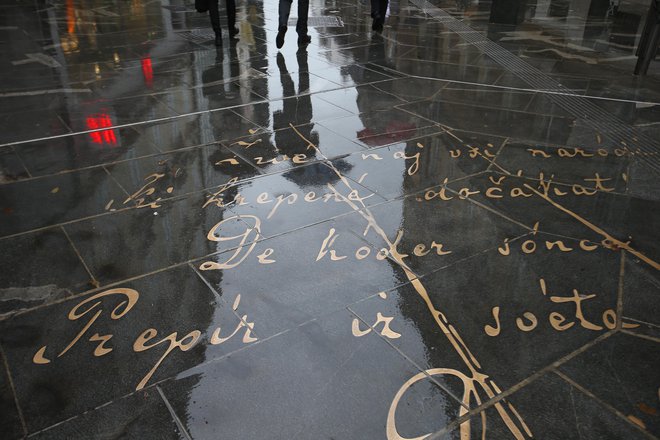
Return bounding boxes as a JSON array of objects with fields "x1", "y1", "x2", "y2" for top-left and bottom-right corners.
[{"x1": 0, "y1": 0, "x2": 659, "y2": 438}]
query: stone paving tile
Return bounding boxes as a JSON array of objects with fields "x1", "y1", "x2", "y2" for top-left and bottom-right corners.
[
  {"x1": 349, "y1": 242, "x2": 624, "y2": 390},
  {"x1": 0, "y1": 349, "x2": 23, "y2": 440},
  {"x1": 159, "y1": 309, "x2": 463, "y2": 440},
  {"x1": 330, "y1": 129, "x2": 505, "y2": 200},
  {"x1": 105, "y1": 142, "x2": 260, "y2": 197},
  {"x1": 13, "y1": 127, "x2": 159, "y2": 176},
  {"x1": 0, "y1": 147, "x2": 29, "y2": 184},
  {"x1": 0, "y1": 229, "x2": 94, "y2": 317},
  {"x1": 445, "y1": 172, "x2": 660, "y2": 260},
  {"x1": 62, "y1": 192, "x2": 247, "y2": 285},
  {"x1": 0, "y1": 168, "x2": 127, "y2": 237},
  {"x1": 559, "y1": 333, "x2": 660, "y2": 437},
  {"x1": 28, "y1": 390, "x2": 186, "y2": 440},
  {"x1": 622, "y1": 256, "x2": 660, "y2": 331},
  {"x1": 195, "y1": 216, "x2": 414, "y2": 337},
  {"x1": 0, "y1": 265, "x2": 246, "y2": 433},
  {"x1": 437, "y1": 372, "x2": 650, "y2": 440}
]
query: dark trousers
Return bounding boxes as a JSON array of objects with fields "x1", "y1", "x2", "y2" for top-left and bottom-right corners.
[
  {"x1": 278, "y1": 0, "x2": 309, "y2": 35},
  {"x1": 209, "y1": 0, "x2": 236, "y2": 34},
  {"x1": 371, "y1": 0, "x2": 388, "y2": 18}
]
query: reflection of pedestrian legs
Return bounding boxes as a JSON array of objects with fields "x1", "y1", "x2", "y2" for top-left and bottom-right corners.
[
  {"x1": 296, "y1": 50, "x2": 310, "y2": 95},
  {"x1": 276, "y1": 0, "x2": 311, "y2": 49},
  {"x1": 209, "y1": 0, "x2": 238, "y2": 46},
  {"x1": 277, "y1": 53, "x2": 296, "y2": 98},
  {"x1": 370, "y1": 0, "x2": 389, "y2": 32}
]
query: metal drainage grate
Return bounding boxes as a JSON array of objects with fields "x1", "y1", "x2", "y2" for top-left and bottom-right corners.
[
  {"x1": 176, "y1": 29, "x2": 216, "y2": 44},
  {"x1": 288, "y1": 16, "x2": 344, "y2": 27}
]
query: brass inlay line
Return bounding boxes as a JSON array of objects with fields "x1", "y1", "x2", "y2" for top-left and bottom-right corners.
[{"x1": 521, "y1": 183, "x2": 660, "y2": 271}]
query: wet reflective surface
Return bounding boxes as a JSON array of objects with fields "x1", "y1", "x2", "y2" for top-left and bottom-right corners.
[{"x1": 0, "y1": 0, "x2": 659, "y2": 438}]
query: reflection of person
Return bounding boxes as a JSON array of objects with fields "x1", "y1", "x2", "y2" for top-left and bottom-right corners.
[
  {"x1": 208, "y1": 0, "x2": 238, "y2": 46},
  {"x1": 371, "y1": 0, "x2": 389, "y2": 32},
  {"x1": 276, "y1": 0, "x2": 311, "y2": 49},
  {"x1": 273, "y1": 50, "x2": 318, "y2": 155},
  {"x1": 355, "y1": 37, "x2": 416, "y2": 146},
  {"x1": 273, "y1": 50, "x2": 353, "y2": 185},
  {"x1": 202, "y1": 46, "x2": 258, "y2": 177},
  {"x1": 202, "y1": 45, "x2": 239, "y2": 103}
]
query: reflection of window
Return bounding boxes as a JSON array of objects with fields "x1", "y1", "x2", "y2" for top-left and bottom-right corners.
[
  {"x1": 141, "y1": 57, "x2": 153, "y2": 88},
  {"x1": 86, "y1": 114, "x2": 117, "y2": 145}
]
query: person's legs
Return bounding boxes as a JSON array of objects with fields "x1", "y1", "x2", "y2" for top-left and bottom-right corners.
[
  {"x1": 226, "y1": 0, "x2": 238, "y2": 36},
  {"x1": 208, "y1": 0, "x2": 223, "y2": 45},
  {"x1": 296, "y1": 0, "x2": 311, "y2": 45},
  {"x1": 278, "y1": 0, "x2": 293, "y2": 29},
  {"x1": 296, "y1": 0, "x2": 309, "y2": 36},
  {"x1": 370, "y1": 0, "x2": 381, "y2": 18},
  {"x1": 370, "y1": 0, "x2": 384, "y2": 31},
  {"x1": 277, "y1": 0, "x2": 293, "y2": 48},
  {"x1": 380, "y1": 0, "x2": 389, "y2": 18}
]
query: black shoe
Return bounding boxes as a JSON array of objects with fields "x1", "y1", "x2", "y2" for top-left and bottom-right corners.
[
  {"x1": 276, "y1": 26, "x2": 287, "y2": 49},
  {"x1": 297, "y1": 34, "x2": 311, "y2": 47},
  {"x1": 229, "y1": 26, "x2": 239, "y2": 38},
  {"x1": 214, "y1": 33, "x2": 222, "y2": 46}
]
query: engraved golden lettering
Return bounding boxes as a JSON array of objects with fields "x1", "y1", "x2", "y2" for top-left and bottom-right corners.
[
  {"x1": 521, "y1": 240, "x2": 536, "y2": 254},
  {"x1": 267, "y1": 193, "x2": 299, "y2": 219},
  {"x1": 498, "y1": 239, "x2": 510, "y2": 256},
  {"x1": 579, "y1": 240, "x2": 598, "y2": 251},
  {"x1": 516, "y1": 312, "x2": 538, "y2": 332},
  {"x1": 257, "y1": 248, "x2": 276, "y2": 264},
  {"x1": 393, "y1": 151, "x2": 421, "y2": 176},
  {"x1": 200, "y1": 215, "x2": 261, "y2": 270},
  {"x1": 413, "y1": 244, "x2": 430, "y2": 257},
  {"x1": 485, "y1": 307, "x2": 501, "y2": 336},
  {"x1": 430, "y1": 241, "x2": 451, "y2": 255},
  {"x1": 572, "y1": 184, "x2": 597, "y2": 196},
  {"x1": 526, "y1": 148, "x2": 550, "y2": 158},
  {"x1": 355, "y1": 246, "x2": 371, "y2": 260},
  {"x1": 510, "y1": 187, "x2": 533, "y2": 198},
  {"x1": 124, "y1": 173, "x2": 165, "y2": 209},
  {"x1": 35, "y1": 288, "x2": 139, "y2": 363},
  {"x1": 545, "y1": 240, "x2": 573, "y2": 252},
  {"x1": 550, "y1": 289, "x2": 603, "y2": 331},
  {"x1": 89, "y1": 333, "x2": 114, "y2": 357},
  {"x1": 133, "y1": 328, "x2": 202, "y2": 390},
  {"x1": 292, "y1": 154, "x2": 308, "y2": 164},
  {"x1": 458, "y1": 188, "x2": 479, "y2": 199},
  {"x1": 203, "y1": 177, "x2": 240, "y2": 208},
  {"x1": 583, "y1": 174, "x2": 614, "y2": 192},
  {"x1": 486, "y1": 187, "x2": 504, "y2": 198},
  {"x1": 256, "y1": 192, "x2": 272, "y2": 204},
  {"x1": 316, "y1": 228, "x2": 347, "y2": 261},
  {"x1": 549, "y1": 312, "x2": 573, "y2": 331},
  {"x1": 352, "y1": 313, "x2": 401, "y2": 339}
]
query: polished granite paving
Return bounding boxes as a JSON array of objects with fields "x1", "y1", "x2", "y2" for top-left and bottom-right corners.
[{"x1": 1, "y1": 0, "x2": 659, "y2": 438}]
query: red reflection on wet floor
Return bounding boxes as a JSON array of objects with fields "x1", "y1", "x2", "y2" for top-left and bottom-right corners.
[
  {"x1": 141, "y1": 57, "x2": 153, "y2": 88},
  {"x1": 357, "y1": 121, "x2": 417, "y2": 146},
  {"x1": 86, "y1": 113, "x2": 117, "y2": 145}
]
